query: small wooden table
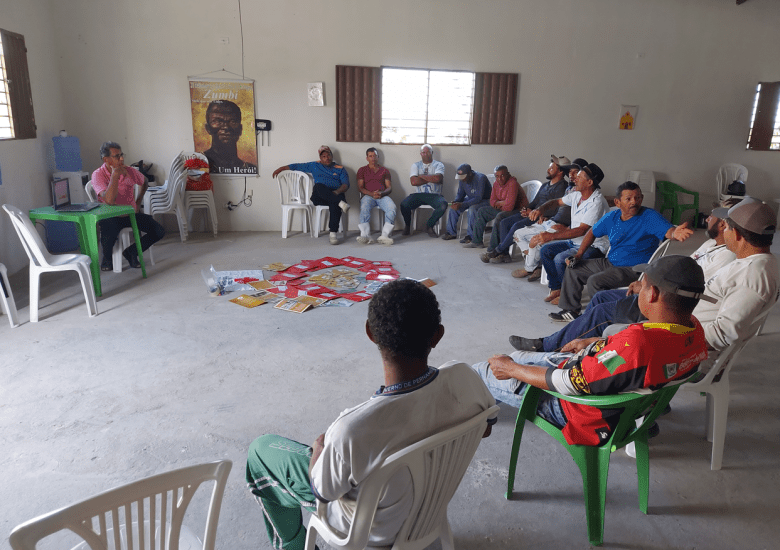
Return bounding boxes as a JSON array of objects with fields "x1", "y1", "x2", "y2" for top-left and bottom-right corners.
[{"x1": 28, "y1": 205, "x2": 147, "y2": 297}]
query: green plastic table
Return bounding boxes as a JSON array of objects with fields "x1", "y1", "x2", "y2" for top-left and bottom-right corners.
[{"x1": 28, "y1": 205, "x2": 147, "y2": 297}]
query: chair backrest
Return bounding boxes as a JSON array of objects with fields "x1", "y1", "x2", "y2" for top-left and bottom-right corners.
[
  {"x1": 521, "y1": 180, "x2": 543, "y2": 204},
  {"x1": 168, "y1": 151, "x2": 186, "y2": 182},
  {"x1": 335, "y1": 405, "x2": 499, "y2": 548},
  {"x1": 628, "y1": 170, "x2": 656, "y2": 209},
  {"x1": 85, "y1": 180, "x2": 98, "y2": 202},
  {"x1": 716, "y1": 163, "x2": 748, "y2": 198},
  {"x1": 276, "y1": 170, "x2": 311, "y2": 206},
  {"x1": 3, "y1": 204, "x2": 56, "y2": 268},
  {"x1": 9, "y1": 460, "x2": 232, "y2": 550}
]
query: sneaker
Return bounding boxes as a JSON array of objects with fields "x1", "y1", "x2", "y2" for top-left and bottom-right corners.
[
  {"x1": 338, "y1": 200, "x2": 350, "y2": 213},
  {"x1": 509, "y1": 335, "x2": 543, "y2": 351},
  {"x1": 543, "y1": 289, "x2": 561, "y2": 303},
  {"x1": 356, "y1": 235, "x2": 372, "y2": 244},
  {"x1": 463, "y1": 241, "x2": 485, "y2": 249},
  {"x1": 376, "y1": 235, "x2": 394, "y2": 245},
  {"x1": 442, "y1": 233, "x2": 457, "y2": 241},
  {"x1": 549, "y1": 310, "x2": 580, "y2": 322},
  {"x1": 329, "y1": 232, "x2": 339, "y2": 245},
  {"x1": 479, "y1": 252, "x2": 491, "y2": 263},
  {"x1": 426, "y1": 226, "x2": 438, "y2": 238},
  {"x1": 526, "y1": 267, "x2": 543, "y2": 282},
  {"x1": 512, "y1": 268, "x2": 530, "y2": 279},
  {"x1": 123, "y1": 249, "x2": 141, "y2": 269},
  {"x1": 101, "y1": 259, "x2": 113, "y2": 272},
  {"x1": 490, "y1": 253, "x2": 511, "y2": 264},
  {"x1": 459, "y1": 235, "x2": 472, "y2": 244}
]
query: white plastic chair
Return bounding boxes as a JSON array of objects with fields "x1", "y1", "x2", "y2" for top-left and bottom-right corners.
[
  {"x1": 520, "y1": 179, "x2": 542, "y2": 204},
  {"x1": 681, "y1": 308, "x2": 771, "y2": 470},
  {"x1": 0, "y1": 262, "x2": 20, "y2": 328},
  {"x1": 144, "y1": 152, "x2": 189, "y2": 242},
  {"x1": 276, "y1": 170, "x2": 313, "y2": 238},
  {"x1": 305, "y1": 405, "x2": 499, "y2": 550},
  {"x1": 183, "y1": 152, "x2": 218, "y2": 237},
  {"x1": 3, "y1": 204, "x2": 98, "y2": 322},
  {"x1": 9, "y1": 460, "x2": 232, "y2": 550},
  {"x1": 628, "y1": 170, "x2": 656, "y2": 210},
  {"x1": 716, "y1": 163, "x2": 748, "y2": 202},
  {"x1": 410, "y1": 204, "x2": 442, "y2": 236},
  {"x1": 85, "y1": 181, "x2": 156, "y2": 273}
]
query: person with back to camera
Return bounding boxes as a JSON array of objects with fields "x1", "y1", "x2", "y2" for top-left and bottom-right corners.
[{"x1": 246, "y1": 279, "x2": 497, "y2": 550}]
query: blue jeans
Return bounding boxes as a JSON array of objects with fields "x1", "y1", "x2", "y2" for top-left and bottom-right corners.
[
  {"x1": 471, "y1": 351, "x2": 569, "y2": 428},
  {"x1": 540, "y1": 241, "x2": 604, "y2": 291},
  {"x1": 400, "y1": 193, "x2": 448, "y2": 229},
  {"x1": 446, "y1": 199, "x2": 490, "y2": 237},
  {"x1": 359, "y1": 195, "x2": 396, "y2": 224},
  {"x1": 541, "y1": 290, "x2": 641, "y2": 352},
  {"x1": 495, "y1": 214, "x2": 533, "y2": 253}
]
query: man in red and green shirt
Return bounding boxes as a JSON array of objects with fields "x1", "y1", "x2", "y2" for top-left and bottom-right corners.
[{"x1": 472, "y1": 255, "x2": 710, "y2": 445}]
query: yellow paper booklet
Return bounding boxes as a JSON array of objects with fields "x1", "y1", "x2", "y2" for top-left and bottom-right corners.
[
  {"x1": 230, "y1": 294, "x2": 267, "y2": 308},
  {"x1": 274, "y1": 298, "x2": 312, "y2": 313}
]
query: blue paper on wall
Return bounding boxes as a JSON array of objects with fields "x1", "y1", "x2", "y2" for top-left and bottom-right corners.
[{"x1": 52, "y1": 135, "x2": 83, "y2": 171}]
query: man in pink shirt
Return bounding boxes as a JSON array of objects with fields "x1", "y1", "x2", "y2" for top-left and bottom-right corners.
[
  {"x1": 464, "y1": 165, "x2": 527, "y2": 249},
  {"x1": 91, "y1": 141, "x2": 165, "y2": 270}
]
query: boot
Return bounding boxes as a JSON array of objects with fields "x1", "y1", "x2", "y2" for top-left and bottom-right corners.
[
  {"x1": 377, "y1": 222, "x2": 395, "y2": 245},
  {"x1": 356, "y1": 222, "x2": 373, "y2": 244}
]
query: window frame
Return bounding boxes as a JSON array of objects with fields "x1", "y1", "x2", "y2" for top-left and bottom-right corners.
[
  {"x1": 746, "y1": 81, "x2": 780, "y2": 151},
  {"x1": 0, "y1": 28, "x2": 36, "y2": 141}
]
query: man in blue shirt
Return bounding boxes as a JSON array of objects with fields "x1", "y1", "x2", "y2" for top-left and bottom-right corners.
[
  {"x1": 550, "y1": 181, "x2": 693, "y2": 322},
  {"x1": 442, "y1": 163, "x2": 492, "y2": 242},
  {"x1": 273, "y1": 145, "x2": 350, "y2": 244}
]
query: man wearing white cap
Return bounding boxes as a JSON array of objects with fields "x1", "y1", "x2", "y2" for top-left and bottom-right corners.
[{"x1": 400, "y1": 144, "x2": 447, "y2": 237}]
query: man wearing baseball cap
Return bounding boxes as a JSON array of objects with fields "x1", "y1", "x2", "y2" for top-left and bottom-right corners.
[
  {"x1": 472, "y1": 254, "x2": 709, "y2": 447},
  {"x1": 480, "y1": 154, "x2": 571, "y2": 257},
  {"x1": 511, "y1": 198, "x2": 777, "y2": 362},
  {"x1": 442, "y1": 163, "x2": 492, "y2": 242},
  {"x1": 273, "y1": 145, "x2": 350, "y2": 244}
]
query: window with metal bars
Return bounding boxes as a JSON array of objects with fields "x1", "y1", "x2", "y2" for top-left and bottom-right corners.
[{"x1": 0, "y1": 29, "x2": 36, "y2": 140}]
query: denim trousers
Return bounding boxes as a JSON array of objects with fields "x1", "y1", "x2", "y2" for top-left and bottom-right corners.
[
  {"x1": 445, "y1": 199, "x2": 490, "y2": 237},
  {"x1": 399, "y1": 193, "x2": 447, "y2": 228},
  {"x1": 540, "y1": 241, "x2": 604, "y2": 291},
  {"x1": 495, "y1": 214, "x2": 534, "y2": 253},
  {"x1": 471, "y1": 351, "x2": 569, "y2": 427},
  {"x1": 359, "y1": 195, "x2": 396, "y2": 225}
]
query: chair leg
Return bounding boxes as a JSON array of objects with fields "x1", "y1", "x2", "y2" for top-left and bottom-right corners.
[
  {"x1": 572, "y1": 446, "x2": 609, "y2": 546},
  {"x1": 282, "y1": 208, "x2": 290, "y2": 238},
  {"x1": 707, "y1": 384, "x2": 730, "y2": 471},
  {"x1": 303, "y1": 523, "x2": 318, "y2": 550},
  {"x1": 505, "y1": 412, "x2": 528, "y2": 499},
  {"x1": 76, "y1": 264, "x2": 99, "y2": 317},
  {"x1": 29, "y1": 269, "x2": 41, "y2": 323},
  {"x1": 634, "y1": 435, "x2": 650, "y2": 514},
  {"x1": 439, "y1": 517, "x2": 455, "y2": 550},
  {"x1": 0, "y1": 264, "x2": 20, "y2": 328}
]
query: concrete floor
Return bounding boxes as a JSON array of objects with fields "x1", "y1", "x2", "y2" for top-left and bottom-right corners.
[{"x1": 1, "y1": 225, "x2": 779, "y2": 550}]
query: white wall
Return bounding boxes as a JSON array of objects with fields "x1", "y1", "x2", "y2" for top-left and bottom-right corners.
[
  {"x1": 3, "y1": 0, "x2": 779, "y2": 262},
  {"x1": 0, "y1": 0, "x2": 67, "y2": 273}
]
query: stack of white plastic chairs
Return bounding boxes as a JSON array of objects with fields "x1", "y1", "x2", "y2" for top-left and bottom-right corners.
[
  {"x1": 183, "y1": 152, "x2": 218, "y2": 236},
  {"x1": 143, "y1": 151, "x2": 189, "y2": 241}
]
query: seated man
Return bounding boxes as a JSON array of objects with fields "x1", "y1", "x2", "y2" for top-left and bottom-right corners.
[
  {"x1": 273, "y1": 145, "x2": 350, "y2": 245},
  {"x1": 474, "y1": 255, "x2": 709, "y2": 446},
  {"x1": 91, "y1": 141, "x2": 165, "y2": 271},
  {"x1": 356, "y1": 147, "x2": 396, "y2": 245},
  {"x1": 400, "y1": 144, "x2": 447, "y2": 237},
  {"x1": 465, "y1": 165, "x2": 527, "y2": 249},
  {"x1": 482, "y1": 155, "x2": 573, "y2": 259},
  {"x1": 513, "y1": 163, "x2": 609, "y2": 305},
  {"x1": 246, "y1": 279, "x2": 497, "y2": 550},
  {"x1": 442, "y1": 163, "x2": 491, "y2": 242},
  {"x1": 510, "y1": 199, "x2": 777, "y2": 357},
  {"x1": 550, "y1": 181, "x2": 693, "y2": 322}
]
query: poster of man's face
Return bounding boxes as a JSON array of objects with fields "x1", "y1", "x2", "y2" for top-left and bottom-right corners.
[{"x1": 190, "y1": 80, "x2": 258, "y2": 176}]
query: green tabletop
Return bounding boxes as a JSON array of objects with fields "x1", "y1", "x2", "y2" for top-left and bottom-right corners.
[{"x1": 29, "y1": 205, "x2": 147, "y2": 297}]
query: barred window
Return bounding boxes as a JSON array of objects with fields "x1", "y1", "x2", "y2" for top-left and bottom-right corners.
[{"x1": 0, "y1": 29, "x2": 36, "y2": 140}]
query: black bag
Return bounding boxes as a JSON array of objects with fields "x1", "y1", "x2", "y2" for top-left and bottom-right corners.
[{"x1": 726, "y1": 180, "x2": 745, "y2": 196}]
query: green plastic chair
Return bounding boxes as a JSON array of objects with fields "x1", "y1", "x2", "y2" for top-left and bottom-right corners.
[
  {"x1": 656, "y1": 180, "x2": 699, "y2": 225},
  {"x1": 505, "y1": 384, "x2": 684, "y2": 546}
]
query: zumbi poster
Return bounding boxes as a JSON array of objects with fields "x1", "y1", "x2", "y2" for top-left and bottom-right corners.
[{"x1": 189, "y1": 79, "x2": 258, "y2": 176}]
